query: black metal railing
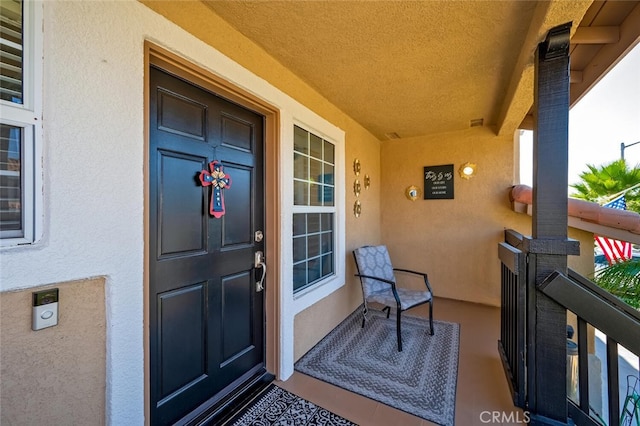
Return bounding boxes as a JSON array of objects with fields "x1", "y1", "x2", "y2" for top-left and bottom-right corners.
[
  {"x1": 498, "y1": 230, "x2": 527, "y2": 408},
  {"x1": 499, "y1": 229, "x2": 640, "y2": 425},
  {"x1": 540, "y1": 269, "x2": 640, "y2": 426}
]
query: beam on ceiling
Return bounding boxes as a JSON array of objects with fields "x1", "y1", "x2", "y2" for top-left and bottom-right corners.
[
  {"x1": 570, "y1": 70, "x2": 583, "y2": 83},
  {"x1": 495, "y1": 0, "x2": 592, "y2": 136},
  {"x1": 571, "y1": 26, "x2": 619, "y2": 44},
  {"x1": 570, "y1": 2, "x2": 640, "y2": 106}
]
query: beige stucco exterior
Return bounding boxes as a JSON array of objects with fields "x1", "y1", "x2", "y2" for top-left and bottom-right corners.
[
  {"x1": 380, "y1": 128, "x2": 595, "y2": 306},
  {"x1": 0, "y1": 1, "x2": 618, "y2": 424},
  {"x1": 0, "y1": 278, "x2": 106, "y2": 425}
]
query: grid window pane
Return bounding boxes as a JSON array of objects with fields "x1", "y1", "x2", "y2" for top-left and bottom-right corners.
[
  {"x1": 293, "y1": 262, "x2": 307, "y2": 292},
  {"x1": 292, "y1": 126, "x2": 335, "y2": 208},
  {"x1": 310, "y1": 183, "x2": 322, "y2": 206},
  {"x1": 0, "y1": 124, "x2": 22, "y2": 232},
  {"x1": 307, "y1": 213, "x2": 320, "y2": 233},
  {"x1": 292, "y1": 124, "x2": 336, "y2": 293},
  {"x1": 1, "y1": 0, "x2": 23, "y2": 104},
  {"x1": 324, "y1": 140, "x2": 334, "y2": 164},
  {"x1": 293, "y1": 236, "x2": 306, "y2": 262},
  {"x1": 309, "y1": 158, "x2": 322, "y2": 181},
  {"x1": 293, "y1": 214, "x2": 306, "y2": 236},
  {"x1": 294, "y1": 125, "x2": 308, "y2": 154},
  {"x1": 291, "y1": 213, "x2": 334, "y2": 293},
  {"x1": 294, "y1": 153, "x2": 308, "y2": 180},
  {"x1": 323, "y1": 187, "x2": 334, "y2": 206},
  {"x1": 307, "y1": 234, "x2": 320, "y2": 258},
  {"x1": 322, "y1": 253, "x2": 333, "y2": 276},
  {"x1": 307, "y1": 258, "x2": 322, "y2": 283},
  {"x1": 321, "y1": 213, "x2": 332, "y2": 231},
  {"x1": 309, "y1": 134, "x2": 322, "y2": 159},
  {"x1": 321, "y1": 232, "x2": 333, "y2": 252},
  {"x1": 293, "y1": 180, "x2": 308, "y2": 205},
  {"x1": 323, "y1": 164, "x2": 334, "y2": 184}
]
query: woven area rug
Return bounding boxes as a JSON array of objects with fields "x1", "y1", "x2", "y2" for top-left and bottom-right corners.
[
  {"x1": 295, "y1": 306, "x2": 460, "y2": 426},
  {"x1": 228, "y1": 384, "x2": 356, "y2": 425}
]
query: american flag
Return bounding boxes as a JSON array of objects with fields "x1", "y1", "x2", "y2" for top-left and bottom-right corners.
[{"x1": 595, "y1": 195, "x2": 632, "y2": 264}]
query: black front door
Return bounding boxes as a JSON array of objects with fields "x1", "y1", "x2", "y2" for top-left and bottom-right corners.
[{"x1": 149, "y1": 66, "x2": 265, "y2": 425}]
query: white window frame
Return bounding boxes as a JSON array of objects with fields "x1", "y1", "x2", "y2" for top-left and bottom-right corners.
[
  {"x1": 282, "y1": 117, "x2": 345, "y2": 315},
  {"x1": 0, "y1": 0, "x2": 43, "y2": 247}
]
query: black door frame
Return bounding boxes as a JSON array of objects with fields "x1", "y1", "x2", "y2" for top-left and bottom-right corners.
[{"x1": 144, "y1": 42, "x2": 281, "y2": 424}]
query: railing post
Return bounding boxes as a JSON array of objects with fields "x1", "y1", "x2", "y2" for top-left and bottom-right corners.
[
  {"x1": 498, "y1": 234, "x2": 527, "y2": 408},
  {"x1": 528, "y1": 22, "x2": 580, "y2": 424}
]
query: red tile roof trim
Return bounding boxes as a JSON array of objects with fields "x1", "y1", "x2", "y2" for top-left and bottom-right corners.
[{"x1": 510, "y1": 184, "x2": 640, "y2": 235}]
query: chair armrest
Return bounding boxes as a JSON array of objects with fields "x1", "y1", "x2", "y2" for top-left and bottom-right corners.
[
  {"x1": 354, "y1": 274, "x2": 401, "y2": 305},
  {"x1": 393, "y1": 268, "x2": 426, "y2": 276},
  {"x1": 393, "y1": 268, "x2": 434, "y2": 293},
  {"x1": 354, "y1": 273, "x2": 396, "y2": 286}
]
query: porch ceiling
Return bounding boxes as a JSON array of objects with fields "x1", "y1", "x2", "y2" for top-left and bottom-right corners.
[{"x1": 147, "y1": 0, "x2": 640, "y2": 141}]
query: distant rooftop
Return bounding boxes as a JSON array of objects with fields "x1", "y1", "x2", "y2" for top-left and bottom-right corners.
[{"x1": 510, "y1": 184, "x2": 640, "y2": 245}]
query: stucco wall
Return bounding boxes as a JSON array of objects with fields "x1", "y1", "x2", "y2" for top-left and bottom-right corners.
[
  {"x1": 294, "y1": 133, "x2": 382, "y2": 360},
  {"x1": 568, "y1": 228, "x2": 596, "y2": 277},
  {"x1": 0, "y1": 278, "x2": 106, "y2": 425},
  {"x1": 1, "y1": 2, "x2": 148, "y2": 423},
  {"x1": 380, "y1": 127, "x2": 595, "y2": 307},
  {"x1": 0, "y1": 1, "x2": 382, "y2": 423},
  {"x1": 380, "y1": 127, "x2": 516, "y2": 305},
  {"x1": 0, "y1": 0, "x2": 598, "y2": 422},
  {"x1": 139, "y1": 0, "x2": 384, "y2": 372}
]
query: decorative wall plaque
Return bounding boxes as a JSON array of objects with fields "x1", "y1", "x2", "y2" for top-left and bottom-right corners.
[{"x1": 423, "y1": 164, "x2": 454, "y2": 200}]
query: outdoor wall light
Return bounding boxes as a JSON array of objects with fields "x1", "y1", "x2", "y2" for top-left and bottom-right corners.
[
  {"x1": 459, "y1": 162, "x2": 477, "y2": 179},
  {"x1": 405, "y1": 185, "x2": 420, "y2": 201}
]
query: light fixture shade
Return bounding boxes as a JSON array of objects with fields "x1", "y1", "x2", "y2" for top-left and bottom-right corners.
[
  {"x1": 459, "y1": 162, "x2": 477, "y2": 179},
  {"x1": 405, "y1": 185, "x2": 420, "y2": 201}
]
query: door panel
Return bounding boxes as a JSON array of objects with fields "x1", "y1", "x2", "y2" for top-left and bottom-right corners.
[
  {"x1": 221, "y1": 271, "x2": 253, "y2": 362},
  {"x1": 158, "y1": 90, "x2": 207, "y2": 140},
  {"x1": 221, "y1": 114, "x2": 254, "y2": 152},
  {"x1": 149, "y1": 66, "x2": 265, "y2": 425},
  {"x1": 221, "y1": 165, "x2": 253, "y2": 246},
  {"x1": 158, "y1": 283, "x2": 207, "y2": 398},
  {"x1": 157, "y1": 151, "x2": 208, "y2": 257}
]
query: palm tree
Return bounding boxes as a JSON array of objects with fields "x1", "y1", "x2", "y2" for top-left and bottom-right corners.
[
  {"x1": 570, "y1": 159, "x2": 640, "y2": 213},
  {"x1": 593, "y1": 260, "x2": 640, "y2": 309},
  {"x1": 572, "y1": 159, "x2": 640, "y2": 309}
]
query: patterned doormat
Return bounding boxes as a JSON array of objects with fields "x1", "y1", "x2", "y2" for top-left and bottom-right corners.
[
  {"x1": 295, "y1": 306, "x2": 460, "y2": 426},
  {"x1": 227, "y1": 384, "x2": 356, "y2": 425}
]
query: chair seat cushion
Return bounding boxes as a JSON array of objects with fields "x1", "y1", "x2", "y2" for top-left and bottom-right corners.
[{"x1": 367, "y1": 288, "x2": 432, "y2": 310}]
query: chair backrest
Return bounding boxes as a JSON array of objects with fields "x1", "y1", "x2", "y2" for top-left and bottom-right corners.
[{"x1": 353, "y1": 245, "x2": 395, "y2": 297}]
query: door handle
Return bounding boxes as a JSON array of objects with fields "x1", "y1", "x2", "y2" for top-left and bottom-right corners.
[{"x1": 255, "y1": 251, "x2": 266, "y2": 292}]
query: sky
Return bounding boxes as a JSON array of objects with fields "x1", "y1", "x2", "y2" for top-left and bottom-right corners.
[{"x1": 520, "y1": 42, "x2": 640, "y2": 192}]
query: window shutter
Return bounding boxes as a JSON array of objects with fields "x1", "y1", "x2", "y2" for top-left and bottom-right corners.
[
  {"x1": 0, "y1": 123, "x2": 22, "y2": 233},
  {"x1": 0, "y1": 0, "x2": 23, "y2": 104},
  {"x1": 0, "y1": 1, "x2": 23, "y2": 236}
]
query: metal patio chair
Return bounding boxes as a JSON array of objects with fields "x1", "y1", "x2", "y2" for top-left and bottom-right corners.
[
  {"x1": 621, "y1": 374, "x2": 640, "y2": 426},
  {"x1": 353, "y1": 245, "x2": 434, "y2": 351}
]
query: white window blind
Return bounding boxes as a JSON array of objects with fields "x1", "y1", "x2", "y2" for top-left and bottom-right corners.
[
  {"x1": 0, "y1": 123, "x2": 22, "y2": 235},
  {"x1": 0, "y1": 0, "x2": 42, "y2": 245},
  {"x1": 0, "y1": 0, "x2": 23, "y2": 104}
]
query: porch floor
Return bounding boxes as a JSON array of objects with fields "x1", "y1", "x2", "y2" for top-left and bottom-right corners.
[{"x1": 276, "y1": 297, "x2": 526, "y2": 425}]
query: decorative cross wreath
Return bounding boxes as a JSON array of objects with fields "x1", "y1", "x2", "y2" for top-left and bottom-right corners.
[{"x1": 199, "y1": 160, "x2": 231, "y2": 218}]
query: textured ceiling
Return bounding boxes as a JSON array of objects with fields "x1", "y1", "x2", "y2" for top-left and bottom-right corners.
[
  {"x1": 146, "y1": 1, "x2": 640, "y2": 141},
  {"x1": 205, "y1": 1, "x2": 539, "y2": 140}
]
